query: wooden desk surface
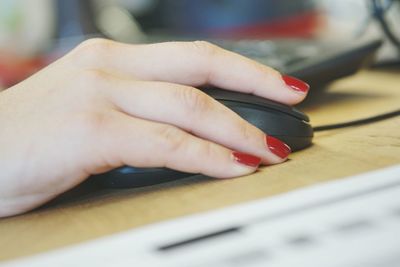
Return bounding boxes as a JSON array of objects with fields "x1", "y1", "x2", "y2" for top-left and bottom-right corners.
[{"x1": 1, "y1": 69, "x2": 400, "y2": 261}]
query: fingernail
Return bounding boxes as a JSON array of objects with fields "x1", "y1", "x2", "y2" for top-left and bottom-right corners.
[
  {"x1": 282, "y1": 75, "x2": 310, "y2": 93},
  {"x1": 266, "y1": 136, "x2": 291, "y2": 159},
  {"x1": 232, "y1": 151, "x2": 261, "y2": 168}
]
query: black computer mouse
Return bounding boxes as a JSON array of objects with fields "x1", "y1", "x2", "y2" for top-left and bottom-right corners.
[{"x1": 93, "y1": 88, "x2": 313, "y2": 188}]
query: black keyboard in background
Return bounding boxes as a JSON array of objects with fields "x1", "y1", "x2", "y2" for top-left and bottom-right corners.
[
  {"x1": 214, "y1": 37, "x2": 383, "y2": 89},
  {"x1": 216, "y1": 39, "x2": 317, "y2": 71}
]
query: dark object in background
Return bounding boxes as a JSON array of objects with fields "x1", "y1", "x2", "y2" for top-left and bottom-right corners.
[
  {"x1": 371, "y1": 0, "x2": 400, "y2": 64},
  {"x1": 55, "y1": 0, "x2": 100, "y2": 39},
  {"x1": 372, "y1": 0, "x2": 400, "y2": 50},
  {"x1": 139, "y1": 0, "x2": 319, "y2": 38},
  {"x1": 94, "y1": 87, "x2": 313, "y2": 188}
]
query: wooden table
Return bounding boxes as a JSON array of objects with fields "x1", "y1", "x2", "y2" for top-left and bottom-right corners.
[{"x1": 1, "y1": 69, "x2": 399, "y2": 262}]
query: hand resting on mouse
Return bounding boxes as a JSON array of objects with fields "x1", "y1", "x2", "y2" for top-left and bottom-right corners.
[{"x1": 0, "y1": 39, "x2": 309, "y2": 217}]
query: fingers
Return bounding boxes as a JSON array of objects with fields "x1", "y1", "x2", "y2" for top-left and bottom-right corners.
[
  {"x1": 69, "y1": 39, "x2": 309, "y2": 105},
  {"x1": 100, "y1": 77, "x2": 290, "y2": 165},
  {"x1": 95, "y1": 111, "x2": 261, "y2": 179}
]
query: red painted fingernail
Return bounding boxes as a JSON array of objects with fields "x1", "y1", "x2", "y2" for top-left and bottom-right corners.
[
  {"x1": 282, "y1": 75, "x2": 310, "y2": 93},
  {"x1": 232, "y1": 151, "x2": 261, "y2": 168},
  {"x1": 266, "y1": 136, "x2": 291, "y2": 159}
]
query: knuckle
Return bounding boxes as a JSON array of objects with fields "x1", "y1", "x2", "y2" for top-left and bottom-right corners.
[
  {"x1": 199, "y1": 141, "x2": 217, "y2": 162},
  {"x1": 77, "y1": 38, "x2": 113, "y2": 53},
  {"x1": 174, "y1": 86, "x2": 213, "y2": 115},
  {"x1": 156, "y1": 125, "x2": 188, "y2": 154},
  {"x1": 72, "y1": 38, "x2": 114, "y2": 64},
  {"x1": 188, "y1": 41, "x2": 220, "y2": 83},
  {"x1": 238, "y1": 120, "x2": 255, "y2": 142},
  {"x1": 190, "y1": 40, "x2": 218, "y2": 57}
]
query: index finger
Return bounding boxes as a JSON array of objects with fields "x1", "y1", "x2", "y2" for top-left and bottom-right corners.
[{"x1": 69, "y1": 39, "x2": 309, "y2": 105}]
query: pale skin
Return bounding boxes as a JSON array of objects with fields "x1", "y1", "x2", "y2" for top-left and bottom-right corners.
[{"x1": 0, "y1": 39, "x2": 307, "y2": 218}]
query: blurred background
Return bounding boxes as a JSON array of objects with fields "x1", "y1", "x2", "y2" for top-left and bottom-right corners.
[{"x1": 0, "y1": 0, "x2": 399, "y2": 89}]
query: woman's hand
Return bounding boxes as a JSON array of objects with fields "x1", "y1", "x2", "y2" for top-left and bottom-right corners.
[{"x1": 0, "y1": 40, "x2": 308, "y2": 217}]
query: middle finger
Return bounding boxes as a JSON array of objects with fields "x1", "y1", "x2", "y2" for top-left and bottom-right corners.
[{"x1": 106, "y1": 78, "x2": 291, "y2": 165}]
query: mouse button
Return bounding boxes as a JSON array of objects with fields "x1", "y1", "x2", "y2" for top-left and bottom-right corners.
[
  {"x1": 221, "y1": 98, "x2": 309, "y2": 122},
  {"x1": 204, "y1": 88, "x2": 309, "y2": 122},
  {"x1": 228, "y1": 105, "x2": 313, "y2": 136},
  {"x1": 239, "y1": 97, "x2": 310, "y2": 122},
  {"x1": 205, "y1": 88, "x2": 287, "y2": 110}
]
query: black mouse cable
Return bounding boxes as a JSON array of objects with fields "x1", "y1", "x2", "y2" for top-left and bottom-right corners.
[{"x1": 312, "y1": 109, "x2": 400, "y2": 132}]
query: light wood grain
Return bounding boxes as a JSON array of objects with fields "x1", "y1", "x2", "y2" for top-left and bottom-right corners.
[{"x1": 0, "y1": 69, "x2": 399, "y2": 261}]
